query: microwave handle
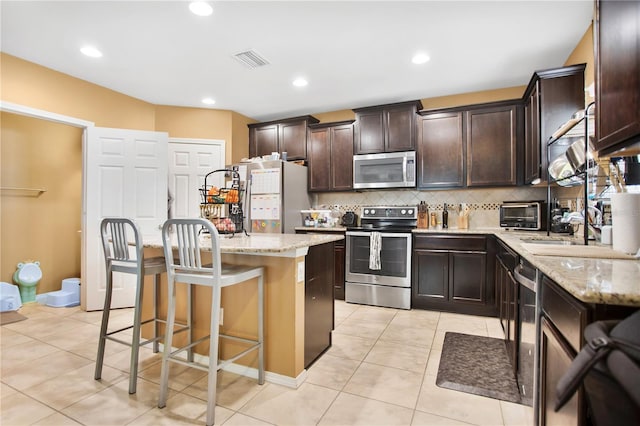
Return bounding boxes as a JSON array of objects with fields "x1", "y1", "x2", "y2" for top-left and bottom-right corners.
[
  {"x1": 502, "y1": 204, "x2": 534, "y2": 208},
  {"x1": 403, "y1": 156, "x2": 407, "y2": 181}
]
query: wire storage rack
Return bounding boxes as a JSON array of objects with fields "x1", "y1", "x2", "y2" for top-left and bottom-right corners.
[{"x1": 199, "y1": 169, "x2": 247, "y2": 237}]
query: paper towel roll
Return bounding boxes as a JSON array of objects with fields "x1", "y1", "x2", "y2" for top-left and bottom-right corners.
[{"x1": 611, "y1": 193, "x2": 640, "y2": 254}]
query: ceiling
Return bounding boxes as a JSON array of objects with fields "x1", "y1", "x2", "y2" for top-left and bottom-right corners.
[{"x1": 1, "y1": 1, "x2": 594, "y2": 122}]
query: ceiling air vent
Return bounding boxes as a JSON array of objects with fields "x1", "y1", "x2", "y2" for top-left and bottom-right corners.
[{"x1": 233, "y1": 50, "x2": 270, "y2": 69}]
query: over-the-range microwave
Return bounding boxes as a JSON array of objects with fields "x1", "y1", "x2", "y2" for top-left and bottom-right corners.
[{"x1": 353, "y1": 151, "x2": 416, "y2": 189}]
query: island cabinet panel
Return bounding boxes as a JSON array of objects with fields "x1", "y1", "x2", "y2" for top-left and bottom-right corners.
[
  {"x1": 304, "y1": 241, "x2": 335, "y2": 367},
  {"x1": 417, "y1": 111, "x2": 465, "y2": 188},
  {"x1": 296, "y1": 229, "x2": 346, "y2": 300},
  {"x1": 522, "y1": 64, "x2": 586, "y2": 184},
  {"x1": 308, "y1": 121, "x2": 354, "y2": 192},
  {"x1": 595, "y1": 0, "x2": 640, "y2": 155},
  {"x1": 466, "y1": 103, "x2": 520, "y2": 187},
  {"x1": 353, "y1": 100, "x2": 422, "y2": 154},
  {"x1": 412, "y1": 234, "x2": 494, "y2": 316},
  {"x1": 249, "y1": 115, "x2": 319, "y2": 160}
]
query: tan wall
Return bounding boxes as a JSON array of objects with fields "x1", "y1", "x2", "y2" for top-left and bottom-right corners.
[
  {"x1": 231, "y1": 111, "x2": 257, "y2": 163},
  {"x1": 1, "y1": 112, "x2": 82, "y2": 292},
  {"x1": 564, "y1": 22, "x2": 595, "y2": 105}
]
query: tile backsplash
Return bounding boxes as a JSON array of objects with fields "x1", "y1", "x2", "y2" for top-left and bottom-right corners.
[{"x1": 313, "y1": 187, "x2": 547, "y2": 228}]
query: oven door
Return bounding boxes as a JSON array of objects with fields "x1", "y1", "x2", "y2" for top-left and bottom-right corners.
[{"x1": 345, "y1": 231, "x2": 412, "y2": 287}]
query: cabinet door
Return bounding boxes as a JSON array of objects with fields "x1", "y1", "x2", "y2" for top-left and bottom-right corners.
[
  {"x1": 412, "y1": 250, "x2": 449, "y2": 308},
  {"x1": 250, "y1": 124, "x2": 279, "y2": 159},
  {"x1": 417, "y1": 112, "x2": 465, "y2": 188},
  {"x1": 279, "y1": 121, "x2": 308, "y2": 160},
  {"x1": 354, "y1": 109, "x2": 385, "y2": 154},
  {"x1": 539, "y1": 317, "x2": 582, "y2": 426},
  {"x1": 524, "y1": 85, "x2": 541, "y2": 184},
  {"x1": 466, "y1": 104, "x2": 519, "y2": 186},
  {"x1": 330, "y1": 125, "x2": 354, "y2": 191},
  {"x1": 334, "y1": 239, "x2": 345, "y2": 300},
  {"x1": 385, "y1": 104, "x2": 416, "y2": 152},
  {"x1": 595, "y1": 0, "x2": 640, "y2": 154},
  {"x1": 450, "y1": 251, "x2": 486, "y2": 304},
  {"x1": 308, "y1": 127, "x2": 331, "y2": 192}
]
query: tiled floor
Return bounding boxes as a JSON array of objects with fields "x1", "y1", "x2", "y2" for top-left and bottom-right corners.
[{"x1": 1, "y1": 301, "x2": 533, "y2": 425}]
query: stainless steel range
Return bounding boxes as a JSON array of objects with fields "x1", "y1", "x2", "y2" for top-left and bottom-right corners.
[{"x1": 345, "y1": 205, "x2": 417, "y2": 310}]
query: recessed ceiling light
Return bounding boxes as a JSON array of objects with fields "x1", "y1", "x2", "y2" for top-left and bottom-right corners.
[
  {"x1": 189, "y1": 2, "x2": 213, "y2": 17},
  {"x1": 292, "y1": 78, "x2": 308, "y2": 87},
  {"x1": 80, "y1": 46, "x2": 103, "y2": 58},
  {"x1": 412, "y1": 53, "x2": 430, "y2": 65},
  {"x1": 202, "y1": 97, "x2": 216, "y2": 105}
]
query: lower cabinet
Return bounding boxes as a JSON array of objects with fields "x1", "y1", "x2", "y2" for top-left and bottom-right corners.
[
  {"x1": 304, "y1": 241, "x2": 335, "y2": 367},
  {"x1": 296, "y1": 229, "x2": 345, "y2": 300},
  {"x1": 495, "y1": 239, "x2": 518, "y2": 371},
  {"x1": 412, "y1": 234, "x2": 495, "y2": 316}
]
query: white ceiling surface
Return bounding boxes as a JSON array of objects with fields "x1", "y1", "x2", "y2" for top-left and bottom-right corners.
[{"x1": 1, "y1": 1, "x2": 594, "y2": 122}]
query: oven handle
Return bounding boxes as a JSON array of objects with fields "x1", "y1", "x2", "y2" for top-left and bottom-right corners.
[
  {"x1": 346, "y1": 231, "x2": 413, "y2": 238},
  {"x1": 514, "y1": 263, "x2": 537, "y2": 293}
]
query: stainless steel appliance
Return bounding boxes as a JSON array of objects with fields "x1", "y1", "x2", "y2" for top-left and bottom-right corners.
[
  {"x1": 514, "y1": 258, "x2": 539, "y2": 409},
  {"x1": 345, "y1": 206, "x2": 417, "y2": 309},
  {"x1": 228, "y1": 160, "x2": 311, "y2": 233},
  {"x1": 352, "y1": 151, "x2": 416, "y2": 189},
  {"x1": 499, "y1": 201, "x2": 547, "y2": 230}
]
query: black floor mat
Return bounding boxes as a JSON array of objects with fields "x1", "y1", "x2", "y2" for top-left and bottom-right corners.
[{"x1": 436, "y1": 332, "x2": 522, "y2": 404}]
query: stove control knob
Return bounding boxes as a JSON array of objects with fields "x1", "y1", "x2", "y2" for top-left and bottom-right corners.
[
  {"x1": 370, "y1": 209, "x2": 376, "y2": 215},
  {"x1": 364, "y1": 209, "x2": 369, "y2": 215},
  {"x1": 408, "y1": 209, "x2": 413, "y2": 215},
  {"x1": 401, "y1": 209, "x2": 406, "y2": 214}
]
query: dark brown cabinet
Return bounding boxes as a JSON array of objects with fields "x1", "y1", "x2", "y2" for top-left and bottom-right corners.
[
  {"x1": 296, "y1": 230, "x2": 346, "y2": 300},
  {"x1": 412, "y1": 234, "x2": 494, "y2": 316},
  {"x1": 353, "y1": 100, "x2": 422, "y2": 154},
  {"x1": 522, "y1": 64, "x2": 586, "y2": 184},
  {"x1": 466, "y1": 102, "x2": 521, "y2": 187},
  {"x1": 416, "y1": 100, "x2": 521, "y2": 189},
  {"x1": 307, "y1": 121, "x2": 354, "y2": 192},
  {"x1": 495, "y1": 240, "x2": 518, "y2": 370},
  {"x1": 249, "y1": 115, "x2": 319, "y2": 160},
  {"x1": 595, "y1": 0, "x2": 640, "y2": 155},
  {"x1": 304, "y1": 241, "x2": 335, "y2": 367},
  {"x1": 416, "y1": 111, "x2": 465, "y2": 188}
]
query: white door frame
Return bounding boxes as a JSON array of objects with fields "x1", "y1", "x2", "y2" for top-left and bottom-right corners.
[{"x1": 1, "y1": 101, "x2": 97, "y2": 310}]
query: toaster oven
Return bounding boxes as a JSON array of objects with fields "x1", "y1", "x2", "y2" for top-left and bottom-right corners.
[{"x1": 500, "y1": 201, "x2": 547, "y2": 230}]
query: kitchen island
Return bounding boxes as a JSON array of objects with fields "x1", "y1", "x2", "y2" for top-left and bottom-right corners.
[{"x1": 142, "y1": 232, "x2": 343, "y2": 388}]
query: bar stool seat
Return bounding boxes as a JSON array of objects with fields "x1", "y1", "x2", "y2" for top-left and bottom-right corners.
[
  {"x1": 94, "y1": 217, "x2": 187, "y2": 395},
  {"x1": 158, "y1": 218, "x2": 264, "y2": 426}
]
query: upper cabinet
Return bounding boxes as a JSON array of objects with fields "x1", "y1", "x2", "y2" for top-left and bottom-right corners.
[
  {"x1": 249, "y1": 115, "x2": 319, "y2": 160},
  {"x1": 417, "y1": 100, "x2": 522, "y2": 189},
  {"x1": 595, "y1": 0, "x2": 640, "y2": 155},
  {"x1": 353, "y1": 100, "x2": 422, "y2": 154},
  {"x1": 522, "y1": 64, "x2": 586, "y2": 184},
  {"x1": 307, "y1": 121, "x2": 354, "y2": 192}
]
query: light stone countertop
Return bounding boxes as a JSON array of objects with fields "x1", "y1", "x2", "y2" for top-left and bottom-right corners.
[
  {"x1": 144, "y1": 232, "x2": 344, "y2": 256},
  {"x1": 294, "y1": 226, "x2": 347, "y2": 232},
  {"x1": 414, "y1": 227, "x2": 640, "y2": 307}
]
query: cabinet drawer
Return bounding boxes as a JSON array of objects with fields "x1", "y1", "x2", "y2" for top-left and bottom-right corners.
[
  {"x1": 541, "y1": 276, "x2": 589, "y2": 353},
  {"x1": 414, "y1": 234, "x2": 486, "y2": 251}
]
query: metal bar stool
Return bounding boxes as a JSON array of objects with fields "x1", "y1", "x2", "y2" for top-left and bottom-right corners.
[
  {"x1": 94, "y1": 217, "x2": 188, "y2": 394},
  {"x1": 158, "y1": 218, "x2": 264, "y2": 426}
]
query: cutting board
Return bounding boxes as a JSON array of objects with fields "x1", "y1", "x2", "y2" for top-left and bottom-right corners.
[{"x1": 521, "y1": 243, "x2": 639, "y2": 260}]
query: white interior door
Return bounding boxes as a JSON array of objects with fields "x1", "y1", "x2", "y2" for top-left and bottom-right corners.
[
  {"x1": 168, "y1": 138, "x2": 225, "y2": 219},
  {"x1": 83, "y1": 126, "x2": 168, "y2": 311}
]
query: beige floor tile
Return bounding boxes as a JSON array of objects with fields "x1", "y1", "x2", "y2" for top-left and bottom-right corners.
[
  {"x1": 390, "y1": 309, "x2": 440, "y2": 329},
  {"x1": 23, "y1": 363, "x2": 126, "y2": 410},
  {"x1": 1, "y1": 382, "x2": 18, "y2": 398},
  {"x1": 306, "y1": 353, "x2": 360, "y2": 390},
  {"x1": 431, "y1": 330, "x2": 447, "y2": 350},
  {"x1": 61, "y1": 377, "x2": 169, "y2": 425},
  {"x1": 0, "y1": 391, "x2": 56, "y2": 425},
  {"x1": 222, "y1": 412, "x2": 275, "y2": 425},
  {"x1": 31, "y1": 412, "x2": 83, "y2": 425},
  {"x1": 364, "y1": 340, "x2": 429, "y2": 373},
  {"x1": 343, "y1": 362, "x2": 423, "y2": 409},
  {"x1": 102, "y1": 345, "x2": 162, "y2": 374},
  {"x1": 67, "y1": 308, "x2": 106, "y2": 324},
  {"x1": 2, "y1": 349, "x2": 92, "y2": 391},
  {"x1": 415, "y1": 374, "x2": 503, "y2": 425},
  {"x1": 4, "y1": 314, "x2": 88, "y2": 340},
  {"x1": 436, "y1": 316, "x2": 489, "y2": 336},
  {"x1": 0, "y1": 339, "x2": 61, "y2": 371},
  {"x1": 346, "y1": 305, "x2": 397, "y2": 325},
  {"x1": 183, "y1": 370, "x2": 266, "y2": 412},
  {"x1": 324, "y1": 332, "x2": 376, "y2": 361},
  {"x1": 138, "y1": 360, "x2": 208, "y2": 391},
  {"x1": 486, "y1": 317, "x2": 505, "y2": 339},
  {"x1": 334, "y1": 301, "x2": 358, "y2": 326},
  {"x1": 333, "y1": 317, "x2": 388, "y2": 340},
  {"x1": 319, "y1": 392, "x2": 414, "y2": 425},
  {"x1": 425, "y1": 349, "x2": 442, "y2": 377},
  {"x1": 379, "y1": 323, "x2": 435, "y2": 348},
  {"x1": 500, "y1": 400, "x2": 534, "y2": 426},
  {"x1": 411, "y1": 410, "x2": 474, "y2": 425},
  {"x1": 239, "y1": 382, "x2": 338, "y2": 425},
  {"x1": 0, "y1": 327, "x2": 34, "y2": 348},
  {"x1": 44, "y1": 321, "x2": 101, "y2": 351},
  {"x1": 128, "y1": 392, "x2": 233, "y2": 425}
]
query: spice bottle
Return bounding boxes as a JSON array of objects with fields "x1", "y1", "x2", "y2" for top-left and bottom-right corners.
[
  {"x1": 442, "y1": 203, "x2": 449, "y2": 229},
  {"x1": 430, "y1": 212, "x2": 437, "y2": 227}
]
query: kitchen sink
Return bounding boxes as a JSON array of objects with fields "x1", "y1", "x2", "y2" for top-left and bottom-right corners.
[{"x1": 519, "y1": 238, "x2": 578, "y2": 245}]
